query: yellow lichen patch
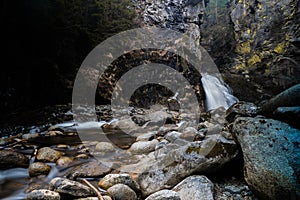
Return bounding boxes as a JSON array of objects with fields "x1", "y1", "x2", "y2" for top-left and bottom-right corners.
[
  {"x1": 234, "y1": 62, "x2": 246, "y2": 70},
  {"x1": 265, "y1": 69, "x2": 271, "y2": 75},
  {"x1": 274, "y1": 42, "x2": 285, "y2": 54},
  {"x1": 237, "y1": 41, "x2": 251, "y2": 54},
  {"x1": 248, "y1": 54, "x2": 262, "y2": 66}
]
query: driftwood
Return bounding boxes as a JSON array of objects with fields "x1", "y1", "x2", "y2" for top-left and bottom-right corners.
[
  {"x1": 82, "y1": 179, "x2": 104, "y2": 200},
  {"x1": 259, "y1": 84, "x2": 300, "y2": 116}
]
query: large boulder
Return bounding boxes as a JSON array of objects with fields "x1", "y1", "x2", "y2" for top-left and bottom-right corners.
[
  {"x1": 232, "y1": 117, "x2": 300, "y2": 199},
  {"x1": 0, "y1": 150, "x2": 29, "y2": 169},
  {"x1": 120, "y1": 134, "x2": 238, "y2": 196}
]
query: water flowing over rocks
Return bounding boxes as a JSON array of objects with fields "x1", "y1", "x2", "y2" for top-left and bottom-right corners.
[
  {"x1": 232, "y1": 117, "x2": 300, "y2": 199},
  {"x1": 28, "y1": 162, "x2": 52, "y2": 177}
]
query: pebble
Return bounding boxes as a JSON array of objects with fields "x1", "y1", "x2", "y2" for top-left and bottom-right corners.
[
  {"x1": 145, "y1": 190, "x2": 180, "y2": 200},
  {"x1": 56, "y1": 156, "x2": 73, "y2": 166},
  {"x1": 28, "y1": 162, "x2": 51, "y2": 177},
  {"x1": 95, "y1": 142, "x2": 115, "y2": 152},
  {"x1": 107, "y1": 184, "x2": 137, "y2": 200},
  {"x1": 26, "y1": 189, "x2": 60, "y2": 200},
  {"x1": 98, "y1": 173, "x2": 139, "y2": 192},
  {"x1": 129, "y1": 139, "x2": 159, "y2": 154},
  {"x1": 36, "y1": 147, "x2": 63, "y2": 162}
]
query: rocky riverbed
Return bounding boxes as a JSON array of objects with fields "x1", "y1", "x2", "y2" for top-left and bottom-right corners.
[{"x1": 0, "y1": 102, "x2": 299, "y2": 200}]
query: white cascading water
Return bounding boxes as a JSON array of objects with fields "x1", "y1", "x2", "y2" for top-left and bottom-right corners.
[{"x1": 201, "y1": 73, "x2": 239, "y2": 111}]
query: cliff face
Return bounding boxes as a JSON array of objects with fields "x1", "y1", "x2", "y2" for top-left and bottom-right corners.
[
  {"x1": 133, "y1": 0, "x2": 206, "y2": 43},
  {"x1": 230, "y1": 0, "x2": 300, "y2": 94}
]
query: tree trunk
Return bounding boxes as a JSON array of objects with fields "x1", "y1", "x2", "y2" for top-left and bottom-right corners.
[{"x1": 259, "y1": 84, "x2": 300, "y2": 115}]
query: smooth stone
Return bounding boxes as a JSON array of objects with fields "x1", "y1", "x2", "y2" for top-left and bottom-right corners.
[
  {"x1": 66, "y1": 161, "x2": 113, "y2": 180},
  {"x1": 232, "y1": 117, "x2": 300, "y2": 199},
  {"x1": 26, "y1": 189, "x2": 60, "y2": 200},
  {"x1": 172, "y1": 175, "x2": 214, "y2": 200},
  {"x1": 49, "y1": 177, "x2": 94, "y2": 197},
  {"x1": 0, "y1": 149, "x2": 29, "y2": 169},
  {"x1": 28, "y1": 162, "x2": 51, "y2": 177},
  {"x1": 75, "y1": 154, "x2": 89, "y2": 159},
  {"x1": 107, "y1": 184, "x2": 137, "y2": 200},
  {"x1": 36, "y1": 147, "x2": 63, "y2": 162},
  {"x1": 56, "y1": 156, "x2": 73, "y2": 166},
  {"x1": 95, "y1": 142, "x2": 115, "y2": 152},
  {"x1": 136, "y1": 131, "x2": 156, "y2": 141},
  {"x1": 76, "y1": 197, "x2": 112, "y2": 200},
  {"x1": 145, "y1": 190, "x2": 180, "y2": 200},
  {"x1": 98, "y1": 173, "x2": 140, "y2": 192},
  {"x1": 129, "y1": 139, "x2": 159, "y2": 154}
]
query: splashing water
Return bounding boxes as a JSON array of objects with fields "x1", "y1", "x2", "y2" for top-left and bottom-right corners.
[{"x1": 201, "y1": 73, "x2": 239, "y2": 111}]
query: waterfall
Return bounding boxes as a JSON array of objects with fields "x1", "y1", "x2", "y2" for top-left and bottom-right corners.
[{"x1": 201, "y1": 73, "x2": 238, "y2": 111}]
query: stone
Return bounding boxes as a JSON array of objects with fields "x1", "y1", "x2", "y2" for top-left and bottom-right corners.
[
  {"x1": 232, "y1": 117, "x2": 300, "y2": 199},
  {"x1": 136, "y1": 131, "x2": 156, "y2": 141},
  {"x1": 56, "y1": 156, "x2": 73, "y2": 166},
  {"x1": 76, "y1": 197, "x2": 112, "y2": 200},
  {"x1": 226, "y1": 101, "x2": 258, "y2": 123},
  {"x1": 49, "y1": 177, "x2": 94, "y2": 197},
  {"x1": 164, "y1": 131, "x2": 182, "y2": 143},
  {"x1": 98, "y1": 173, "x2": 140, "y2": 192},
  {"x1": 121, "y1": 134, "x2": 238, "y2": 196},
  {"x1": 107, "y1": 184, "x2": 137, "y2": 200},
  {"x1": 180, "y1": 127, "x2": 198, "y2": 141},
  {"x1": 157, "y1": 125, "x2": 178, "y2": 136},
  {"x1": 0, "y1": 150, "x2": 29, "y2": 169},
  {"x1": 145, "y1": 190, "x2": 180, "y2": 200},
  {"x1": 26, "y1": 189, "x2": 60, "y2": 200},
  {"x1": 28, "y1": 162, "x2": 51, "y2": 177},
  {"x1": 172, "y1": 175, "x2": 214, "y2": 200},
  {"x1": 36, "y1": 147, "x2": 62, "y2": 163},
  {"x1": 22, "y1": 133, "x2": 40, "y2": 140},
  {"x1": 129, "y1": 139, "x2": 159, "y2": 154},
  {"x1": 66, "y1": 161, "x2": 112, "y2": 180},
  {"x1": 95, "y1": 142, "x2": 115, "y2": 152}
]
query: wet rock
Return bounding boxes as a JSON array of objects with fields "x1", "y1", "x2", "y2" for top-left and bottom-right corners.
[
  {"x1": 28, "y1": 162, "x2": 51, "y2": 177},
  {"x1": 145, "y1": 190, "x2": 180, "y2": 200},
  {"x1": 95, "y1": 142, "x2": 115, "y2": 152},
  {"x1": 36, "y1": 147, "x2": 62, "y2": 163},
  {"x1": 122, "y1": 135, "x2": 238, "y2": 196},
  {"x1": 56, "y1": 156, "x2": 73, "y2": 166},
  {"x1": 226, "y1": 102, "x2": 258, "y2": 123},
  {"x1": 0, "y1": 149, "x2": 29, "y2": 169},
  {"x1": 75, "y1": 154, "x2": 89, "y2": 159},
  {"x1": 107, "y1": 183, "x2": 137, "y2": 200},
  {"x1": 49, "y1": 177, "x2": 94, "y2": 197},
  {"x1": 98, "y1": 173, "x2": 140, "y2": 192},
  {"x1": 232, "y1": 117, "x2": 300, "y2": 199},
  {"x1": 66, "y1": 161, "x2": 112, "y2": 179},
  {"x1": 26, "y1": 189, "x2": 60, "y2": 200},
  {"x1": 22, "y1": 133, "x2": 40, "y2": 140},
  {"x1": 172, "y1": 175, "x2": 214, "y2": 200},
  {"x1": 129, "y1": 139, "x2": 159, "y2": 154}
]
